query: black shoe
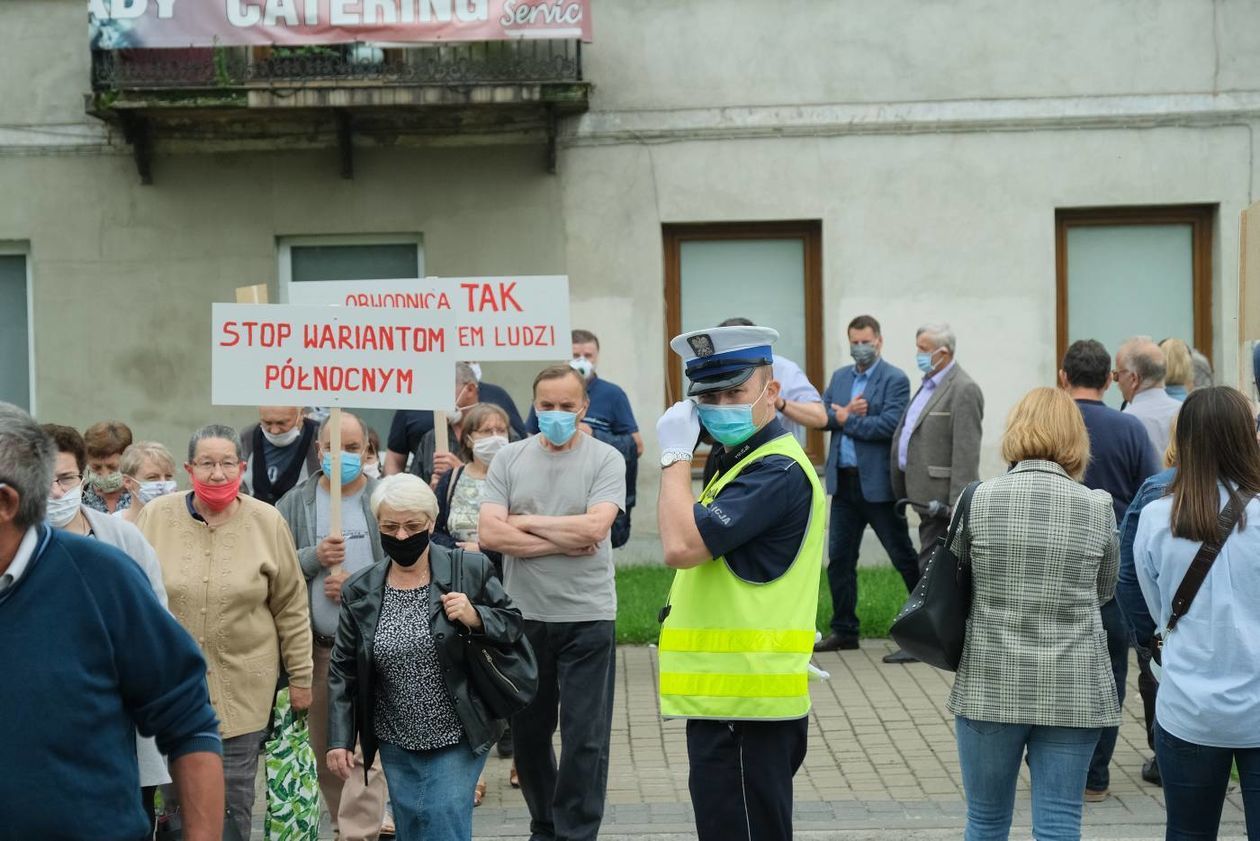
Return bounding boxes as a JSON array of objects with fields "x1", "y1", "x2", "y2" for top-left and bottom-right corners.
[
  {"x1": 882, "y1": 648, "x2": 919, "y2": 664},
  {"x1": 814, "y1": 634, "x2": 860, "y2": 652},
  {"x1": 1141, "y1": 756, "x2": 1162, "y2": 786}
]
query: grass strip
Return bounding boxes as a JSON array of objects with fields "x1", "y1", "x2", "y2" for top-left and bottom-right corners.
[{"x1": 614, "y1": 564, "x2": 907, "y2": 645}]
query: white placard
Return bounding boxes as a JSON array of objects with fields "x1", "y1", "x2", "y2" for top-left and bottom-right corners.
[
  {"x1": 286, "y1": 275, "x2": 571, "y2": 361},
  {"x1": 211, "y1": 303, "x2": 455, "y2": 409}
]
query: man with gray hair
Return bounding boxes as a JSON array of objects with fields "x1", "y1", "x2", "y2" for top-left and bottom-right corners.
[
  {"x1": 0, "y1": 403, "x2": 225, "y2": 839},
  {"x1": 891, "y1": 323, "x2": 985, "y2": 572},
  {"x1": 410, "y1": 361, "x2": 481, "y2": 486},
  {"x1": 1115, "y1": 337, "x2": 1181, "y2": 454}
]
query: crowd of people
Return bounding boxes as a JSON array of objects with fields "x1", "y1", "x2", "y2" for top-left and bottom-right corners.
[{"x1": 1, "y1": 321, "x2": 1258, "y2": 841}]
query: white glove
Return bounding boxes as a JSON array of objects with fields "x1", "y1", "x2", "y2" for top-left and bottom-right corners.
[{"x1": 656, "y1": 400, "x2": 701, "y2": 457}]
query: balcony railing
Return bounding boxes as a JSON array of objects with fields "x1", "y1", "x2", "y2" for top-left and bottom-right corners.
[{"x1": 91, "y1": 40, "x2": 583, "y2": 91}]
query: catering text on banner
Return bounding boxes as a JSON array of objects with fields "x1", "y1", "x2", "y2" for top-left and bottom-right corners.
[
  {"x1": 211, "y1": 303, "x2": 456, "y2": 409},
  {"x1": 287, "y1": 275, "x2": 571, "y2": 361},
  {"x1": 89, "y1": 0, "x2": 593, "y2": 49}
]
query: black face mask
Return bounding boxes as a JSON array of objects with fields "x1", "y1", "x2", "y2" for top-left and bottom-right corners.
[{"x1": 380, "y1": 530, "x2": 430, "y2": 567}]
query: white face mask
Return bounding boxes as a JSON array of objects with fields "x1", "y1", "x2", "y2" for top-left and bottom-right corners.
[
  {"x1": 472, "y1": 435, "x2": 510, "y2": 464},
  {"x1": 363, "y1": 461, "x2": 381, "y2": 480},
  {"x1": 569, "y1": 357, "x2": 595, "y2": 381},
  {"x1": 262, "y1": 425, "x2": 302, "y2": 448},
  {"x1": 46, "y1": 487, "x2": 82, "y2": 528},
  {"x1": 136, "y1": 480, "x2": 177, "y2": 504}
]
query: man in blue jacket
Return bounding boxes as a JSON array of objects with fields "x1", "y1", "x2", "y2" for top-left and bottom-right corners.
[
  {"x1": 813, "y1": 316, "x2": 919, "y2": 662},
  {"x1": 0, "y1": 403, "x2": 224, "y2": 841}
]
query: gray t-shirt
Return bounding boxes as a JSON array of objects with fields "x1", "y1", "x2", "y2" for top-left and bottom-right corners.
[
  {"x1": 483, "y1": 435, "x2": 626, "y2": 622},
  {"x1": 312, "y1": 484, "x2": 374, "y2": 636}
]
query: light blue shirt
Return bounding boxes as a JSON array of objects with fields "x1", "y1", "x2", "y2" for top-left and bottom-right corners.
[
  {"x1": 839, "y1": 360, "x2": 880, "y2": 467},
  {"x1": 0, "y1": 526, "x2": 39, "y2": 594},
  {"x1": 1133, "y1": 489, "x2": 1260, "y2": 748},
  {"x1": 897, "y1": 361, "x2": 955, "y2": 470},
  {"x1": 773, "y1": 354, "x2": 822, "y2": 447}
]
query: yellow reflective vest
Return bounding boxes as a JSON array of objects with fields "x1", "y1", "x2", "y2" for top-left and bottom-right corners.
[{"x1": 658, "y1": 432, "x2": 824, "y2": 720}]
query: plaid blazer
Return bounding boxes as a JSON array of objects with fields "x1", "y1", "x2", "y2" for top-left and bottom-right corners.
[{"x1": 946, "y1": 460, "x2": 1121, "y2": 728}]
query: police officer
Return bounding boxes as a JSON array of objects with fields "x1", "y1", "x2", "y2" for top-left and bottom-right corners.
[{"x1": 655, "y1": 325, "x2": 824, "y2": 841}]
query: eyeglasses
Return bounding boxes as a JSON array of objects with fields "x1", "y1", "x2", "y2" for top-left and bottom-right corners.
[
  {"x1": 52, "y1": 473, "x2": 82, "y2": 491},
  {"x1": 379, "y1": 521, "x2": 429, "y2": 537},
  {"x1": 1113, "y1": 369, "x2": 1132, "y2": 379},
  {"x1": 191, "y1": 460, "x2": 241, "y2": 475}
]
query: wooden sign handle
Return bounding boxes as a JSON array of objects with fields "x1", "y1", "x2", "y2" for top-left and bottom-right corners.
[
  {"x1": 434, "y1": 410, "x2": 449, "y2": 454},
  {"x1": 329, "y1": 406, "x2": 343, "y2": 576}
]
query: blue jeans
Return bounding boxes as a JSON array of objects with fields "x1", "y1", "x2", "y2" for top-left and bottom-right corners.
[
  {"x1": 1155, "y1": 723, "x2": 1260, "y2": 840},
  {"x1": 956, "y1": 716, "x2": 1101, "y2": 841},
  {"x1": 377, "y1": 740, "x2": 489, "y2": 841}
]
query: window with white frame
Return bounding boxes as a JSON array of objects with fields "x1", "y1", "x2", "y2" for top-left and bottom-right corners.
[
  {"x1": 278, "y1": 234, "x2": 425, "y2": 441},
  {"x1": 0, "y1": 246, "x2": 33, "y2": 411}
]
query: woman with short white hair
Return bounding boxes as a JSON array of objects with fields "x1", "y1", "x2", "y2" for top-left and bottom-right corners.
[
  {"x1": 116, "y1": 441, "x2": 178, "y2": 525},
  {"x1": 327, "y1": 473, "x2": 524, "y2": 841}
]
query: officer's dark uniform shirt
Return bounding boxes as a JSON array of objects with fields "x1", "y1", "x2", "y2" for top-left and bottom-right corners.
[
  {"x1": 525, "y1": 376, "x2": 639, "y2": 437},
  {"x1": 694, "y1": 418, "x2": 813, "y2": 584},
  {"x1": 387, "y1": 382, "x2": 527, "y2": 455}
]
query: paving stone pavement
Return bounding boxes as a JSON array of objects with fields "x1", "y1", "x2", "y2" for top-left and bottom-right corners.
[{"x1": 256, "y1": 641, "x2": 1249, "y2": 839}]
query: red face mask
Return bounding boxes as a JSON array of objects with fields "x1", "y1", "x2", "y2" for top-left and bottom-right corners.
[{"x1": 191, "y1": 476, "x2": 242, "y2": 512}]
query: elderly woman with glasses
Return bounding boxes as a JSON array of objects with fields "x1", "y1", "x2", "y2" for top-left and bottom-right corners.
[
  {"x1": 327, "y1": 473, "x2": 524, "y2": 841},
  {"x1": 137, "y1": 423, "x2": 313, "y2": 840}
]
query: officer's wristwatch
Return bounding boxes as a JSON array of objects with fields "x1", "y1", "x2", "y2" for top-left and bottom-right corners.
[{"x1": 660, "y1": 450, "x2": 694, "y2": 468}]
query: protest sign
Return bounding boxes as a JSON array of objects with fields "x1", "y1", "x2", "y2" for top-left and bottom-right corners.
[
  {"x1": 89, "y1": 0, "x2": 593, "y2": 49},
  {"x1": 287, "y1": 275, "x2": 571, "y2": 361},
  {"x1": 211, "y1": 302, "x2": 455, "y2": 409}
]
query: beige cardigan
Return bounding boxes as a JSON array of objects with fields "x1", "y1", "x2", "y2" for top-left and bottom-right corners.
[{"x1": 137, "y1": 492, "x2": 313, "y2": 739}]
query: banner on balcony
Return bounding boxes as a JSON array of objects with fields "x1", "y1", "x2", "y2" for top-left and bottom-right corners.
[
  {"x1": 287, "y1": 275, "x2": 572, "y2": 361},
  {"x1": 89, "y1": 1, "x2": 593, "y2": 49}
]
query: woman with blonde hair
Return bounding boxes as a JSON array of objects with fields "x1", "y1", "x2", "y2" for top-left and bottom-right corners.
[
  {"x1": 1160, "y1": 338, "x2": 1193, "y2": 402},
  {"x1": 948, "y1": 387, "x2": 1119, "y2": 841},
  {"x1": 116, "y1": 441, "x2": 178, "y2": 525}
]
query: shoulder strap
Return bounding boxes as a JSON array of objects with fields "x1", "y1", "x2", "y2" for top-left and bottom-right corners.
[
  {"x1": 445, "y1": 465, "x2": 463, "y2": 509},
  {"x1": 1166, "y1": 498, "x2": 1244, "y2": 632},
  {"x1": 945, "y1": 480, "x2": 981, "y2": 548}
]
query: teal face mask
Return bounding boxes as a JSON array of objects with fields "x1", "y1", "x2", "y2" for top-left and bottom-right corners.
[
  {"x1": 537, "y1": 411, "x2": 579, "y2": 446},
  {"x1": 696, "y1": 384, "x2": 768, "y2": 447},
  {"x1": 321, "y1": 452, "x2": 362, "y2": 485}
]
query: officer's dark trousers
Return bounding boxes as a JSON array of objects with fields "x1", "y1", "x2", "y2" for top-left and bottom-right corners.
[
  {"x1": 513, "y1": 619, "x2": 616, "y2": 841},
  {"x1": 686, "y1": 717, "x2": 809, "y2": 841},
  {"x1": 828, "y1": 468, "x2": 920, "y2": 637}
]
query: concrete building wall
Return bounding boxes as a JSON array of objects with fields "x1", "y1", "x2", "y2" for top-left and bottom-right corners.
[{"x1": 3, "y1": 0, "x2": 1259, "y2": 544}]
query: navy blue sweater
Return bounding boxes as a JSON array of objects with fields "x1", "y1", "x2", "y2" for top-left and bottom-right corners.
[
  {"x1": 0, "y1": 528, "x2": 221, "y2": 841},
  {"x1": 1076, "y1": 399, "x2": 1163, "y2": 523}
]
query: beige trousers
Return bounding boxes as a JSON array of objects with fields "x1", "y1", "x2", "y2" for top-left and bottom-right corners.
[{"x1": 310, "y1": 641, "x2": 389, "y2": 841}]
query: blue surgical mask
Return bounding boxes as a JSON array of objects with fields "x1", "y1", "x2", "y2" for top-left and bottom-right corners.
[
  {"x1": 696, "y1": 384, "x2": 768, "y2": 447},
  {"x1": 537, "y1": 411, "x2": 579, "y2": 446},
  {"x1": 321, "y1": 452, "x2": 362, "y2": 485},
  {"x1": 916, "y1": 350, "x2": 940, "y2": 374}
]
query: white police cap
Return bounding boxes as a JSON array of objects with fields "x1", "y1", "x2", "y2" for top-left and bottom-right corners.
[{"x1": 669, "y1": 325, "x2": 779, "y2": 396}]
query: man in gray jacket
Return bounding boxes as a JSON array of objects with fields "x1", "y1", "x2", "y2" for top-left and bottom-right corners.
[
  {"x1": 276, "y1": 410, "x2": 387, "y2": 841},
  {"x1": 891, "y1": 323, "x2": 985, "y2": 567}
]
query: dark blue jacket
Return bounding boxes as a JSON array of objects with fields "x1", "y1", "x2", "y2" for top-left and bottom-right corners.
[
  {"x1": 821, "y1": 359, "x2": 911, "y2": 502},
  {"x1": 1116, "y1": 467, "x2": 1176, "y2": 648},
  {"x1": 0, "y1": 528, "x2": 220, "y2": 840}
]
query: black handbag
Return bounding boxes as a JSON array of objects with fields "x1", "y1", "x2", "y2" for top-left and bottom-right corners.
[
  {"x1": 452, "y1": 549, "x2": 539, "y2": 720},
  {"x1": 889, "y1": 481, "x2": 980, "y2": 671}
]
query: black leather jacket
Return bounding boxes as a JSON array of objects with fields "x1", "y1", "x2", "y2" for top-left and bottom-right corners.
[{"x1": 327, "y1": 543, "x2": 523, "y2": 779}]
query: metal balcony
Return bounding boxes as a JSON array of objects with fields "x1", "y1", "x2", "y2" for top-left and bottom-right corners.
[{"x1": 86, "y1": 42, "x2": 590, "y2": 183}]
